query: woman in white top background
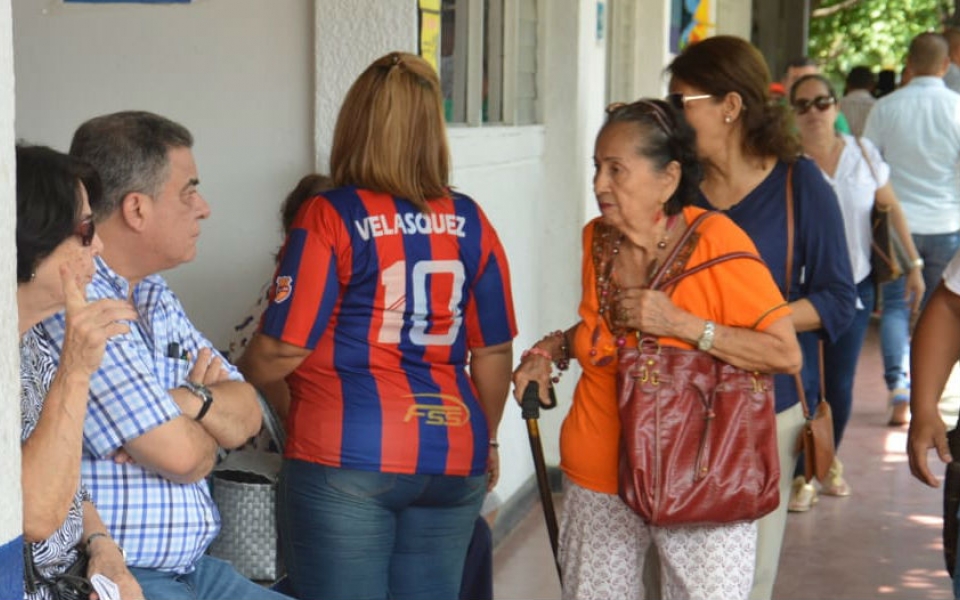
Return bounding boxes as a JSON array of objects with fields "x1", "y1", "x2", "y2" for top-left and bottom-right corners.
[{"x1": 788, "y1": 73, "x2": 924, "y2": 510}]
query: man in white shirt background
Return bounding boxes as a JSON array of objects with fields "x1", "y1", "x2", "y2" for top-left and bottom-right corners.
[{"x1": 863, "y1": 32, "x2": 960, "y2": 426}]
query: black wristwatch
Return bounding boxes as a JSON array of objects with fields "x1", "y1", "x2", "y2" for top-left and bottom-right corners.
[{"x1": 180, "y1": 381, "x2": 214, "y2": 422}]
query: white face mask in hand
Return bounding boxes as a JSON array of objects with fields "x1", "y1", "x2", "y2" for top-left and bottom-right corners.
[{"x1": 90, "y1": 574, "x2": 121, "y2": 600}]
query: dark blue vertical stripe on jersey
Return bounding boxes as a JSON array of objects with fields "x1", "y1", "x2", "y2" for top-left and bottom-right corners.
[
  {"x1": 448, "y1": 194, "x2": 482, "y2": 364},
  {"x1": 471, "y1": 254, "x2": 512, "y2": 345},
  {"x1": 395, "y1": 199, "x2": 449, "y2": 474},
  {"x1": 456, "y1": 366, "x2": 489, "y2": 474},
  {"x1": 452, "y1": 195, "x2": 490, "y2": 474},
  {"x1": 261, "y1": 229, "x2": 307, "y2": 340},
  {"x1": 327, "y1": 189, "x2": 382, "y2": 470}
]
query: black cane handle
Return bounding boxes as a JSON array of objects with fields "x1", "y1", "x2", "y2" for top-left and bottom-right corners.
[{"x1": 521, "y1": 381, "x2": 555, "y2": 419}]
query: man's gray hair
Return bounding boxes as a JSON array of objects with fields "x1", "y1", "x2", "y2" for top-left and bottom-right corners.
[{"x1": 69, "y1": 111, "x2": 193, "y2": 220}]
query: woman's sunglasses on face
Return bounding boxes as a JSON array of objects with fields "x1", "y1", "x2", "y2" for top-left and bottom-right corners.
[
  {"x1": 75, "y1": 217, "x2": 95, "y2": 247},
  {"x1": 792, "y1": 95, "x2": 836, "y2": 115},
  {"x1": 665, "y1": 92, "x2": 713, "y2": 111}
]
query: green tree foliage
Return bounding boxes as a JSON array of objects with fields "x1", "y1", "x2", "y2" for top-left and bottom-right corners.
[{"x1": 808, "y1": 0, "x2": 953, "y2": 89}]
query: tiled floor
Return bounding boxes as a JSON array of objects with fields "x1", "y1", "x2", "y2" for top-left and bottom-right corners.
[{"x1": 492, "y1": 322, "x2": 959, "y2": 599}]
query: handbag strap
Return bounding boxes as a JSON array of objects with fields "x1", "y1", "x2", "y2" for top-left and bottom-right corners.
[
  {"x1": 855, "y1": 137, "x2": 880, "y2": 186},
  {"x1": 256, "y1": 391, "x2": 286, "y2": 450},
  {"x1": 657, "y1": 251, "x2": 764, "y2": 292},
  {"x1": 635, "y1": 211, "x2": 766, "y2": 345},
  {"x1": 648, "y1": 210, "x2": 716, "y2": 290},
  {"x1": 650, "y1": 210, "x2": 764, "y2": 292},
  {"x1": 856, "y1": 137, "x2": 894, "y2": 221},
  {"x1": 781, "y1": 162, "x2": 813, "y2": 421},
  {"x1": 23, "y1": 542, "x2": 92, "y2": 598}
]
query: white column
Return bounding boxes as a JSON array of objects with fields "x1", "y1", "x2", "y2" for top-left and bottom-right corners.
[
  {"x1": 314, "y1": 0, "x2": 418, "y2": 171},
  {"x1": 0, "y1": 0, "x2": 24, "y2": 593}
]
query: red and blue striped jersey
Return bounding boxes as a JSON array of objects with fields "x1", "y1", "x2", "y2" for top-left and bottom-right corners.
[{"x1": 260, "y1": 186, "x2": 517, "y2": 477}]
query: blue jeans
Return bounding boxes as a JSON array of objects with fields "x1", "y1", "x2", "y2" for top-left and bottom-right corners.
[
  {"x1": 278, "y1": 459, "x2": 486, "y2": 600},
  {"x1": 880, "y1": 231, "x2": 960, "y2": 392},
  {"x1": 129, "y1": 555, "x2": 291, "y2": 600},
  {"x1": 822, "y1": 278, "x2": 874, "y2": 449}
]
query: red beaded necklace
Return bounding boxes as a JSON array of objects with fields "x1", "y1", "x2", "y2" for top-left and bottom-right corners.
[{"x1": 589, "y1": 214, "x2": 678, "y2": 366}]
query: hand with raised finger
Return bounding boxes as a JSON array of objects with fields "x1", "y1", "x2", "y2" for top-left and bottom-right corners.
[{"x1": 58, "y1": 263, "x2": 138, "y2": 378}]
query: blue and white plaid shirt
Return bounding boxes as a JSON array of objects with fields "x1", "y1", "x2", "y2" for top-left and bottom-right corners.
[{"x1": 36, "y1": 257, "x2": 243, "y2": 573}]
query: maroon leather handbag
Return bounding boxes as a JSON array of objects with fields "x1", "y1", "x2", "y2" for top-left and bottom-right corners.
[{"x1": 616, "y1": 212, "x2": 781, "y2": 526}]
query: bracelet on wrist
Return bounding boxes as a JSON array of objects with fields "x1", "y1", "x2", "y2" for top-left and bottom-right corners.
[
  {"x1": 85, "y1": 532, "x2": 126, "y2": 561},
  {"x1": 523, "y1": 334, "x2": 570, "y2": 385},
  {"x1": 547, "y1": 330, "x2": 571, "y2": 375}
]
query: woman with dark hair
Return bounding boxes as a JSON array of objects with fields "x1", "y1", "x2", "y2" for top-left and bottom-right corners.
[
  {"x1": 666, "y1": 35, "x2": 857, "y2": 600},
  {"x1": 17, "y1": 144, "x2": 140, "y2": 599},
  {"x1": 512, "y1": 98, "x2": 801, "y2": 600},
  {"x1": 790, "y1": 73, "x2": 923, "y2": 502},
  {"x1": 238, "y1": 52, "x2": 516, "y2": 600},
  {"x1": 225, "y1": 172, "x2": 333, "y2": 381},
  {"x1": 875, "y1": 68, "x2": 899, "y2": 98}
]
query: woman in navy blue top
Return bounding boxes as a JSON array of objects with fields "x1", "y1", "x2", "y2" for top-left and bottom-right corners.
[{"x1": 666, "y1": 35, "x2": 856, "y2": 600}]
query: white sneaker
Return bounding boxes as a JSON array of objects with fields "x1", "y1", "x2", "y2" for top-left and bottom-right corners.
[
  {"x1": 787, "y1": 475, "x2": 818, "y2": 512},
  {"x1": 821, "y1": 457, "x2": 851, "y2": 497}
]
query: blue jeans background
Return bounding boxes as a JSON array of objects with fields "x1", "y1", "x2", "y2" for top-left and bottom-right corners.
[
  {"x1": 129, "y1": 555, "x2": 291, "y2": 600},
  {"x1": 278, "y1": 459, "x2": 486, "y2": 600},
  {"x1": 805, "y1": 277, "x2": 875, "y2": 449},
  {"x1": 880, "y1": 232, "x2": 960, "y2": 393}
]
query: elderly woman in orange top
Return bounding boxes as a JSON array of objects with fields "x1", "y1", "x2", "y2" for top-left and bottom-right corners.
[{"x1": 512, "y1": 99, "x2": 801, "y2": 600}]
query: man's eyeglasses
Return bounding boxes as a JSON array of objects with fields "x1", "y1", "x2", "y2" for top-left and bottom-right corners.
[
  {"x1": 606, "y1": 100, "x2": 673, "y2": 136},
  {"x1": 74, "y1": 217, "x2": 95, "y2": 247},
  {"x1": 792, "y1": 95, "x2": 836, "y2": 115},
  {"x1": 666, "y1": 93, "x2": 713, "y2": 111}
]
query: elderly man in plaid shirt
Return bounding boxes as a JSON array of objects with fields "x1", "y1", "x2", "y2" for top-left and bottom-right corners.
[{"x1": 34, "y1": 111, "x2": 291, "y2": 600}]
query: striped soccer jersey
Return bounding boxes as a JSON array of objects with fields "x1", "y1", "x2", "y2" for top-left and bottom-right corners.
[{"x1": 261, "y1": 186, "x2": 516, "y2": 477}]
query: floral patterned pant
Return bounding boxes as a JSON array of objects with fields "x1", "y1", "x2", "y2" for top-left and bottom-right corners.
[{"x1": 558, "y1": 481, "x2": 756, "y2": 600}]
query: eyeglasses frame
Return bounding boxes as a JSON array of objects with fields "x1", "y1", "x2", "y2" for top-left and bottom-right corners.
[
  {"x1": 792, "y1": 95, "x2": 836, "y2": 115},
  {"x1": 666, "y1": 93, "x2": 714, "y2": 111}
]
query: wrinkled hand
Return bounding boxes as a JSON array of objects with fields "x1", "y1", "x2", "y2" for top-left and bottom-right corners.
[
  {"x1": 616, "y1": 288, "x2": 683, "y2": 338},
  {"x1": 186, "y1": 347, "x2": 230, "y2": 386},
  {"x1": 87, "y1": 541, "x2": 143, "y2": 600},
  {"x1": 905, "y1": 269, "x2": 926, "y2": 314},
  {"x1": 487, "y1": 447, "x2": 500, "y2": 491},
  {"x1": 907, "y1": 409, "x2": 952, "y2": 487},
  {"x1": 512, "y1": 351, "x2": 553, "y2": 408},
  {"x1": 58, "y1": 264, "x2": 137, "y2": 377}
]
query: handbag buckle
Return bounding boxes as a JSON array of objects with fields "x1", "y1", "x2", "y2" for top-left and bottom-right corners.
[{"x1": 634, "y1": 358, "x2": 660, "y2": 386}]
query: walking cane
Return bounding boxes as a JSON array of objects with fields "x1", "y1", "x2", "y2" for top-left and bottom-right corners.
[{"x1": 521, "y1": 381, "x2": 562, "y2": 582}]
